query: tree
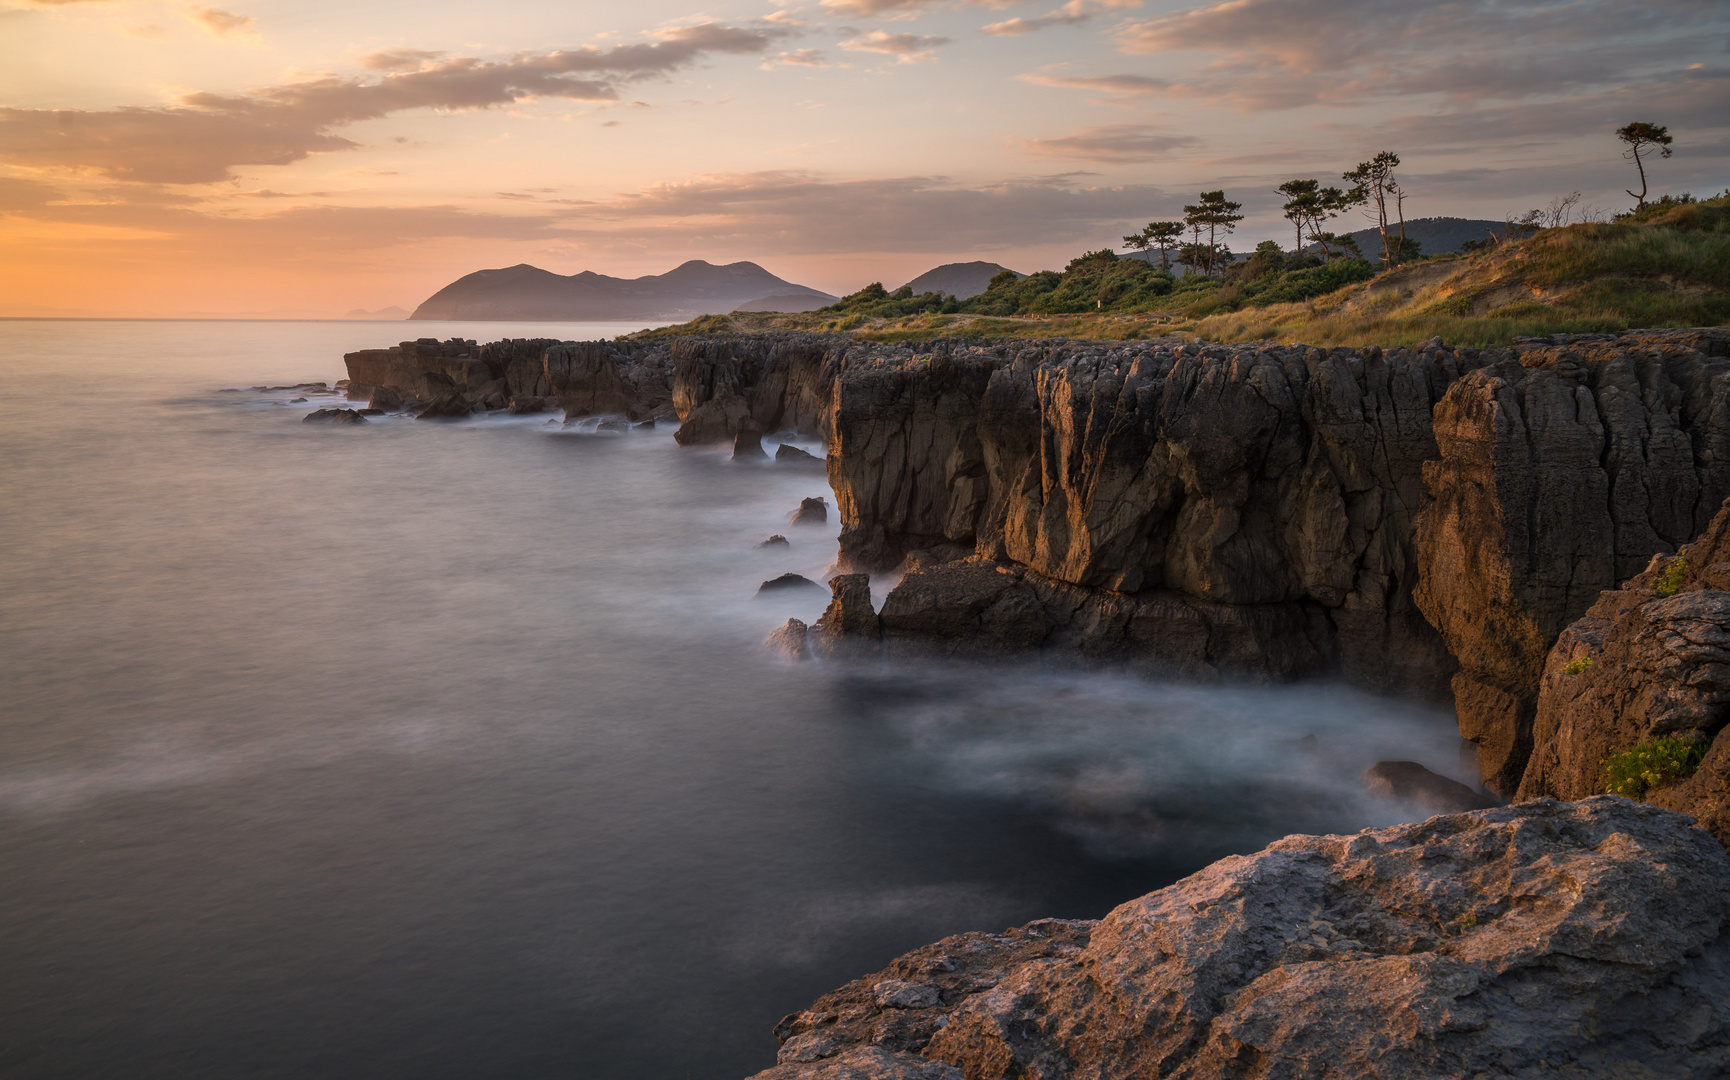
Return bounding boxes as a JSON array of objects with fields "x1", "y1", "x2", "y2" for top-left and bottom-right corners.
[
  {"x1": 1183, "y1": 190, "x2": 1245, "y2": 275},
  {"x1": 1122, "y1": 221, "x2": 1184, "y2": 269},
  {"x1": 1343, "y1": 151, "x2": 1402, "y2": 265},
  {"x1": 1279, "y1": 179, "x2": 1362, "y2": 258},
  {"x1": 1616, "y1": 122, "x2": 1672, "y2": 210},
  {"x1": 1276, "y1": 179, "x2": 1321, "y2": 254}
]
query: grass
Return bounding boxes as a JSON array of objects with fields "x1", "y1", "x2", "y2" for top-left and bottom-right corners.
[
  {"x1": 623, "y1": 192, "x2": 1730, "y2": 348},
  {"x1": 1602, "y1": 736, "x2": 1707, "y2": 799}
]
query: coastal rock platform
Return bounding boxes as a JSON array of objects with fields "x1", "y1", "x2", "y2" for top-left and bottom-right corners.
[{"x1": 753, "y1": 798, "x2": 1730, "y2": 1080}]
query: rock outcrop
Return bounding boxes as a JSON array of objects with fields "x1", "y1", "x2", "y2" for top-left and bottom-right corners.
[
  {"x1": 1518, "y1": 496, "x2": 1730, "y2": 847},
  {"x1": 766, "y1": 619, "x2": 811, "y2": 662},
  {"x1": 755, "y1": 797, "x2": 1730, "y2": 1080},
  {"x1": 1415, "y1": 329, "x2": 1730, "y2": 793},
  {"x1": 1361, "y1": 760, "x2": 1495, "y2": 815}
]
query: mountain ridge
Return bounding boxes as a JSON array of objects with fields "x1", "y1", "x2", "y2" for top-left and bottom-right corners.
[{"x1": 409, "y1": 260, "x2": 836, "y2": 321}]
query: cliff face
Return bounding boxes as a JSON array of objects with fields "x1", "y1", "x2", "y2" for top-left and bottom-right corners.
[
  {"x1": 1415, "y1": 330, "x2": 1730, "y2": 792},
  {"x1": 1517, "y1": 496, "x2": 1730, "y2": 846},
  {"x1": 346, "y1": 327, "x2": 1730, "y2": 793},
  {"x1": 754, "y1": 798, "x2": 1730, "y2": 1080}
]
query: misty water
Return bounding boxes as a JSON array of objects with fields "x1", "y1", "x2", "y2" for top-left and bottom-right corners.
[{"x1": 0, "y1": 319, "x2": 1475, "y2": 1079}]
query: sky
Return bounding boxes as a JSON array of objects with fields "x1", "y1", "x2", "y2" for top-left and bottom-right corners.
[{"x1": 2, "y1": 0, "x2": 1727, "y2": 317}]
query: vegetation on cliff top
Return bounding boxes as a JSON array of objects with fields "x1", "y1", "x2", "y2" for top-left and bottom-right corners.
[{"x1": 627, "y1": 190, "x2": 1730, "y2": 348}]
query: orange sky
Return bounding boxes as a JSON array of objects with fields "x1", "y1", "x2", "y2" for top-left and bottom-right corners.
[{"x1": 3, "y1": 0, "x2": 1726, "y2": 317}]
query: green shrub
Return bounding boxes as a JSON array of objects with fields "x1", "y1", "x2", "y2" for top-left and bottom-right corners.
[
  {"x1": 1562, "y1": 656, "x2": 1595, "y2": 675},
  {"x1": 1655, "y1": 553, "x2": 1688, "y2": 596},
  {"x1": 1601, "y1": 736, "x2": 1706, "y2": 798}
]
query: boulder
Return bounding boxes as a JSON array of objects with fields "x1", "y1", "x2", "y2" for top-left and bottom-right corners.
[
  {"x1": 758, "y1": 573, "x2": 825, "y2": 595},
  {"x1": 776, "y1": 443, "x2": 826, "y2": 470},
  {"x1": 759, "y1": 535, "x2": 791, "y2": 548},
  {"x1": 597, "y1": 416, "x2": 632, "y2": 433},
  {"x1": 790, "y1": 497, "x2": 829, "y2": 526},
  {"x1": 734, "y1": 427, "x2": 769, "y2": 460},
  {"x1": 302, "y1": 408, "x2": 367, "y2": 424},
  {"x1": 507, "y1": 396, "x2": 546, "y2": 415},
  {"x1": 809, "y1": 574, "x2": 880, "y2": 659},
  {"x1": 765, "y1": 619, "x2": 811, "y2": 662},
  {"x1": 415, "y1": 392, "x2": 471, "y2": 420},
  {"x1": 368, "y1": 385, "x2": 403, "y2": 411},
  {"x1": 756, "y1": 798, "x2": 1730, "y2": 1079},
  {"x1": 1361, "y1": 761, "x2": 1495, "y2": 814}
]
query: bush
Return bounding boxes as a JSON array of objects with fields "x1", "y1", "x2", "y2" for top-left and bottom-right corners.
[
  {"x1": 1562, "y1": 656, "x2": 1595, "y2": 675},
  {"x1": 1655, "y1": 553, "x2": 1688, "y2": 597},
  {"x1": 1602, "y1": 736, "x2": 1707, "y2": 798}
]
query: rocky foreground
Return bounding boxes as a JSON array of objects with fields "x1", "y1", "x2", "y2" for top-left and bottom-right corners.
[{"x1": 753, "y1": 798, "x2": 1730, "y2": 1080}]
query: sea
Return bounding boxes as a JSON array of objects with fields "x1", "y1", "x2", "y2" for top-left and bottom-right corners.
[{"x1": 0, "y1": 319, "x2": 1473, "y2": 1079}]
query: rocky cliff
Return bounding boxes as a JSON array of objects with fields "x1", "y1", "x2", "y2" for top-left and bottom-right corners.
[
  {"x1": 1415, "y1": 330, "x2": 1730, "y2": 791},
  {"x1": 752, "y1": 798, "x2": 1730, "y2": 1080},
  {"x1": 343, "y1": 327, "x2": 1730, "y2": 793},
  {"x1": 1517, "y1": 496, "x2": 1730, "y2": 847}
]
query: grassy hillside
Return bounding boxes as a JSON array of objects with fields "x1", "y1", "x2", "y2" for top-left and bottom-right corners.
[{"x1": 627, "y1": 193, "x2": 1730, "y2": 347}]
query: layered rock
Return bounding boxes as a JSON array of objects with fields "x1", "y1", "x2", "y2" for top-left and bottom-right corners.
[
  {"x1": 1518, "y1": 495, "x2": 1730, "y2": 846},
  {"x1": 754, "y1": 797, "x2": 1730, "y2": 1080},
  {"x1": 344, "y1": 336, "x2": 558, "y2": 414},
  {"x1": 825, "y1": 337, "x2": 1501, "y2": 697},
  {"x1": 1416, "y1": 329, "x2": 1730, "y2": 792}
]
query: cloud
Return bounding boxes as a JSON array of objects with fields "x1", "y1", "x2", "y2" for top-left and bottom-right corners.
[
  {"x1": 1107, "y1": 0, "x2": 1729, "y2": 111},
  {"x1": 820, "y1": 0, "x2": 1017, "y2": 16},
  {"x1": 764, "y1": 49, "x2": 829, "y2": 67},
  {"x1": 361, "y1": 49, "x2": 447, "y2": 71},
  {"x1": 562, "y1": 170, "x2": 1175, "y2": 253},
  {"x1": 0, "y1": 22, "x2": 796, "y2": 183},
  {"x1": 186, "y1": 6, "x2": 255, "y2": 36},
  {"x1": 839, "y1": 28, "x2": 949, "y2": 63},
  {"x1": 1017, "y1": 71, "x2": 1168, "y2": 97},
  {"x1": 0, "y1": 169, "x2": 1179, "y2": 260},
  {"x1": 982, "y1": 1, "x2": 1090, "y2": 35},
  {"x1": 1017, "y1": 124, "x2": 1200, "y2": 163}
]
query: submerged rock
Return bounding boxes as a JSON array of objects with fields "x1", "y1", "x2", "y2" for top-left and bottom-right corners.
[
  {"x1": 756, "y1": 797, "x2": 1730, "y2": 1079},
  {"x1": 775, "y1": 443, "x2": 825, "y2": 469},
  {"x1": 734, "y1": 427, "x2": 768, "y2": 460},
  {"x1": 759, "y1": 535, "x2": 791, "y2": 548},
  {"x1": 302, "y1": 408, "x2": 368, "y2": 425},
  {"x1": 765, "y1": 619, "x2": 810, "y2": 662},
  {"x1": 759, "y1": 573, "x2": 824, "y2": 594},
  {"x1": 1361, "y1": 760, "x2": 1495, "y2": 814},
  {"x1": 790, "y1": 497, "x2": 828, "y2": 526}
]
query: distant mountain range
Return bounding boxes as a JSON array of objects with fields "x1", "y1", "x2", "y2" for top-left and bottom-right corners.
[
  {"x1": 409, "y1": 261, "x2": 837, "y2": 321},
  {"x1": 900, "y1": 261, "x2": 1024, "y2": 299},
  {"x1": 1338, "y1": 217, "x2": 1507, "y2": 258},
  {"x1": 344, "y1": 306, "x2": 410, "y2": 320}
]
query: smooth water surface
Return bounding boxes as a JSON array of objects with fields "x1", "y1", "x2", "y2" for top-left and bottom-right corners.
[{"x1": 0, "y1": 320, "x2": 1471, "y2": 1079}]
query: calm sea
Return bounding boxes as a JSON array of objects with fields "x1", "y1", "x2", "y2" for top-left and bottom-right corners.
[{"x1": 0, "y1": 319, "x2": 1468, "y2": 1079}]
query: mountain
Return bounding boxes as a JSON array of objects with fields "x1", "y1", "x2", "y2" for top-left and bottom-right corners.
[
  {"x1": 899, "y1": 261, "x2": 1025, "y2": 300},
  {"x1": 734, "y1": 292, "x2": 837, "y2": 313},
  {"x1": 409, "y1": 260, "x2": 835, "y2": 321},
  {"x1": 1339, "y1": 216, "x2": 1507, "y2": 258},
  {"x1": 343, "y1": 305, "x2": 409, "y2": 319}
]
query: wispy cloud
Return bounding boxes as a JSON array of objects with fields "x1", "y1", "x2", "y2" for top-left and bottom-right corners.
[
  {"x1": 0, "y1": 22, "x2": 797, "y2": 183},
  {"x1": 185, "y1": 6, "x2": 255, "y2": 37},
  {"x1": 1017, "y1": 124, "x2": 1200, "y2": 163},
  {"x1": 764, "y1": 48, "x2": 830, "y2": 68},
  {"x1": 1017, "y1": 71, "x2": 1168, "y2": 97},
  {"x1": 839, "y1": 28, "x2": 949, "y2": 63}
]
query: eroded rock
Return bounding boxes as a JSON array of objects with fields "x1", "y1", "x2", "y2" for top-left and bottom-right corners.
[
  {"x1": 1361, "y1": 761, "x2": 1495, "y2": 814},
  {"x1": 754, "y1": 798, "x2": 1730, "y2": 1080},
  {"x1": 791, "y1": 497, "x2": 829, "y2": 526},
  {"x1": 765, "y1": 619, "x2": 810, "y2": 662}
]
